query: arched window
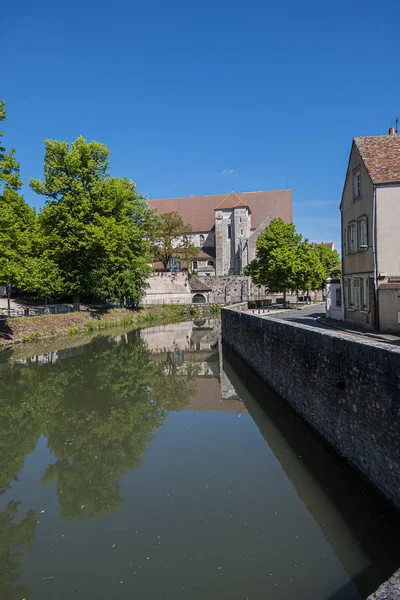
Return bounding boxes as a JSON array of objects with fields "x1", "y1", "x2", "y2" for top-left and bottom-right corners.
[
  {"x1": 199, "y1": 234, "x2": 205, "y2": 247},
  {"x1": 207, "y1": 260, "x2": 214, "y2": 267},
  {"x1": 192, "y1": 293, "x2": 206, "y2": 304},
  {"x1": 227, "y1": 224, "x2": 231, "y2": 239}
]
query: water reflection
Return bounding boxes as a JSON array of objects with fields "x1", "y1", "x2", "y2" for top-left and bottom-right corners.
[
  {"x1": 0, "y1": 319, "x2": 399, "y2": 600},
  {"x1": 0, "y1": 501, "x2": 37, "y2": 600}
]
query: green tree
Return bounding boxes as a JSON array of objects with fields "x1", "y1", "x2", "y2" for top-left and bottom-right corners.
[
  {"x1": 244, "y1": 218, "x2": 313, "y2": 304},
  {"x1": 0, "y1": 101, "x2": 36, "y2": 311},
  {"x1": 174, "y1": 237, "x2": 200, "y2": 273},
  {"x1": 31, "y1": 137, "x2": 155, "y2": 305},
  {"x1": 89, "y1": 178, "x2": 155, "y2": 305},
  {"x1": 313, "y1": 244, "x2": 342, "y2": 283},
  {"x1": 153, "y1": 211, "x2": 195, "y2": 271}
]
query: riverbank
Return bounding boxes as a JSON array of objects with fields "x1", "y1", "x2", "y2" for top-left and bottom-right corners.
[{"x1": 0, "y1": 305, "x2": 193, "y2": 350}]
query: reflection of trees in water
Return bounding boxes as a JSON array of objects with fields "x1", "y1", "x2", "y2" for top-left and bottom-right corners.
[
  {"x1": 0, "y1": 332, "x2": 196, "y2": 523},
  {"x1": 0, "y1": 501, "x2": 37, "y2": 600}
]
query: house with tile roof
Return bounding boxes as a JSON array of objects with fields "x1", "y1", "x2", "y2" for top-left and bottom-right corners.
[
  {"x1": 149, "y1": 189, "x2": 292, "y2": 276},
  {"x1": 340, "y1": 129, "x2": 400, "y2": 331}
]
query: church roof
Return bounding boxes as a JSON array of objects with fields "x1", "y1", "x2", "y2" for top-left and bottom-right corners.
[
  {"x1": 215, "y1": 192, "x2": 249, "y2": 210},
  {"x1": 149, "y1": 189, "x2": 292, "y2": 233}
]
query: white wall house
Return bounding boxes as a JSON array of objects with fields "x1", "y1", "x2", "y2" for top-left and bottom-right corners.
[{"x1": 341, "y1": 130, "x2": 400, "y2": 331}]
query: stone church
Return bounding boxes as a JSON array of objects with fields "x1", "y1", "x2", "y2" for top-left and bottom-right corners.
[{"x1": 149, "y1": 189, "x2": 292, "y2": 276}]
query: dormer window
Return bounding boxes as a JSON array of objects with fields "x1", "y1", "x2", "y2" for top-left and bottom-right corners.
[{"x1": 353, "y1": 169, "x2": 361, "y2": 199}]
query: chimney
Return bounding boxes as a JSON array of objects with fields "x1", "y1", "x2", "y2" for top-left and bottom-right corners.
[{"x1": 389, "y1": 127, "x2": 395, "y2": 135}]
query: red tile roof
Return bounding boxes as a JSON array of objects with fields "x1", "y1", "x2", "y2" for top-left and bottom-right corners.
[
  {"x1": 149, "y1": 189, "x2": 292, "y2": 233},
  {"x1": 354, "y1": 135, "x2": 400, "y2": 184},
  {"x1": 215, "y1": 192, "x2": 249, "y2": 210}
]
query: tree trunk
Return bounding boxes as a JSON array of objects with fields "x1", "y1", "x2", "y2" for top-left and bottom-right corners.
[
  {"x1": 283, "y1": 289, "x2": 287, "y2": 307},
  {"x1": 73, "y1": 293, "x2": 80, "y2": 312}
]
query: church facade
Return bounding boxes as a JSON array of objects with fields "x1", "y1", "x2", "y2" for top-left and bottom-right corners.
[{"x1": 149, "y1": 189, "x2": 293, "y2": 276}]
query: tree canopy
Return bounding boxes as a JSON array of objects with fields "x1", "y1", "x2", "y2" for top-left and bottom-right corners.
[
  {"x1": 0, "y1": 101, "x2": 37, "y2": 306},
  {"x1": 244, "y1": 218, "x2": 338, "y2": 300},
  {"x1": 153, "y1": 211, "x2": 197, "y2": 271},
  {"x1": 31, "y1": 137, "x2": 155, "y2": 304}
]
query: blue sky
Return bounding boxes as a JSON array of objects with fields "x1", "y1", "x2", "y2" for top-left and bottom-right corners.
[{"x1": 3, "y1": 0, "x2": 400, "y2": 250}]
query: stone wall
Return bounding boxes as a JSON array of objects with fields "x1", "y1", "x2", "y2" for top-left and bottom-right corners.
[
  {"x1": 142, "y1": 272, "x2": 192, "y2": 305},
  {"x1": 221, "y1": 308, "x2": 400, "y2": 510},
  {"x1": 142, "y1": 273, "x2": 324, "y2": 305},
  {"x1": 367, "y1": 569, "x2": 400, "y2": 599}
]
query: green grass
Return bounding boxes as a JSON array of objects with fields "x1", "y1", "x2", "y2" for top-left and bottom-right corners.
[{"x1": 21, "y1": 332, "x2": 41, "y2": 343}]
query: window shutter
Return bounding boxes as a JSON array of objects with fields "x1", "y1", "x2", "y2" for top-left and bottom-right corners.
[
  {"x1": 353, "y1": 223, "x2": 358, "y2": 253},
  {"x1": 353, "y1": 278, "x2": 360, "y2": 309}
]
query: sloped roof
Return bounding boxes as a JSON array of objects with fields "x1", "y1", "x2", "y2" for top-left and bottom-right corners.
[
  {"x1": 189, "y1": 276, "x2": 212, "y2": 292},
  {"x1": 149, "y1": 189, "x2": 292, "y2": 233},
  {"x1": 354, "y1": 135, "x2": 400, "y2": 184},
  {"x1": 215, "y1": 192, "x2": 249, "y2": 210},
  {"x1": 197, "y1": 247, "x2": 216, "y2": 260}
]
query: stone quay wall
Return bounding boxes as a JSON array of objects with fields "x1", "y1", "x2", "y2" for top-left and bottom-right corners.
[{"x1": 221, "y1": 307, "x2": 400, "y2": 510}]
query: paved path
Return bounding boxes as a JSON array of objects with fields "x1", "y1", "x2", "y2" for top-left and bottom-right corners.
[{"x1": 250, "y1": 303, "x2": 400, "y2": 347}]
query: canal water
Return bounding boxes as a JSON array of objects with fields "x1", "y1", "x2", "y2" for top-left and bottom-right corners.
[{"x1": 1, "y1": 319, "x2": 400, "y2": 600}]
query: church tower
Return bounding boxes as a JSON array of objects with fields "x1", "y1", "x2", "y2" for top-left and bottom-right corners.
[{"x1": 214, "y1": 193, "x2": 251, "y2": 275}]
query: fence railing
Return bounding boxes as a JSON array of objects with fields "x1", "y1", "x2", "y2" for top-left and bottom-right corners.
[{"x1": 0, "y1": 304, "x2": 74, "y2": 319}]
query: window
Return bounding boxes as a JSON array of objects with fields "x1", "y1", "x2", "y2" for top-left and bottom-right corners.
[
  {"x1": 344, "y1": 279, "x2": 351, "y2": 308},
  {"x1": 193, "y1": 261, "x2": 198, "y2": 270},
  {"x1": 353, "y1": 278, "x2": 361, "y2": 309},
  {"x1": 240, "y1": 229, "x2": 243, "y2": 236},
  {"x1": 227, "y1": 224, "x2": 231, "y2": 239},
  {"x1": 199, "y1": 234, "x2": 205, "y2": 247},
  {"x1": 361, "y1": 277, "x2": 369, "y2": 311},
  {"x1": 351, "y1": 222, "x2": 358, "y2": 253},
  {"x1": 346, "y1": 222, "x2": 358, "y2": 254},
  {"x1": 345, "y1": 278, "x2": 358, "y2": 309},
  {"x1": 353, "y1": 170, "x2": 361, "y2": 199},
  {"x1": 358, "y1": 216, "x2": 368, "y2": 250},
  {"x1": 207, "y1": 260, "x2": 214, "y2": 267},
  {"x1": 170, "y1": 258, "x2": 181, "y2": 273},
  {"x1": 336, "y1": 287, "x2": 342, "y2": 307}
]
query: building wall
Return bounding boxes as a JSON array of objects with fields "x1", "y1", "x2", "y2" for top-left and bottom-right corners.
[
  {"x1": 342, "y1": 144, "x2": 374, "y2": 276},
  {"x1": 376, "y1": 185, "x2": 400, "y2": 276},
  {"x1": 378, "y1": 288, "x2": 400, "y2": 332},
  {"x1": 142, "y1": 272, "x2": 193, "y2": 304},
  {"x1": 342, "y1": 144, "x2": 375, "y2": 327},
  {"x1": 233, "y1": 207, "x2": 251, "y2": 273},
  {"x1": 214, "y1": 209, "x2": 233, "y2": 275},
  {"x1": 221, "y1": 307, "x2": 400, "y2": 510}
]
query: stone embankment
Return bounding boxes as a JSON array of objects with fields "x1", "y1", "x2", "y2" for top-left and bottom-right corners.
[
  {"x1": 222, "y1": 307, "x2": 400, "y2": 599},
  {"x1": 221, "y1": 307, "x2": 400, "y2": 509}
]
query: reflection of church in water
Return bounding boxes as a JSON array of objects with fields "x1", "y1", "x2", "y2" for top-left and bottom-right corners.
[{"x1": 140, "y1": 319, "x2": 244, "y2": 410}]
